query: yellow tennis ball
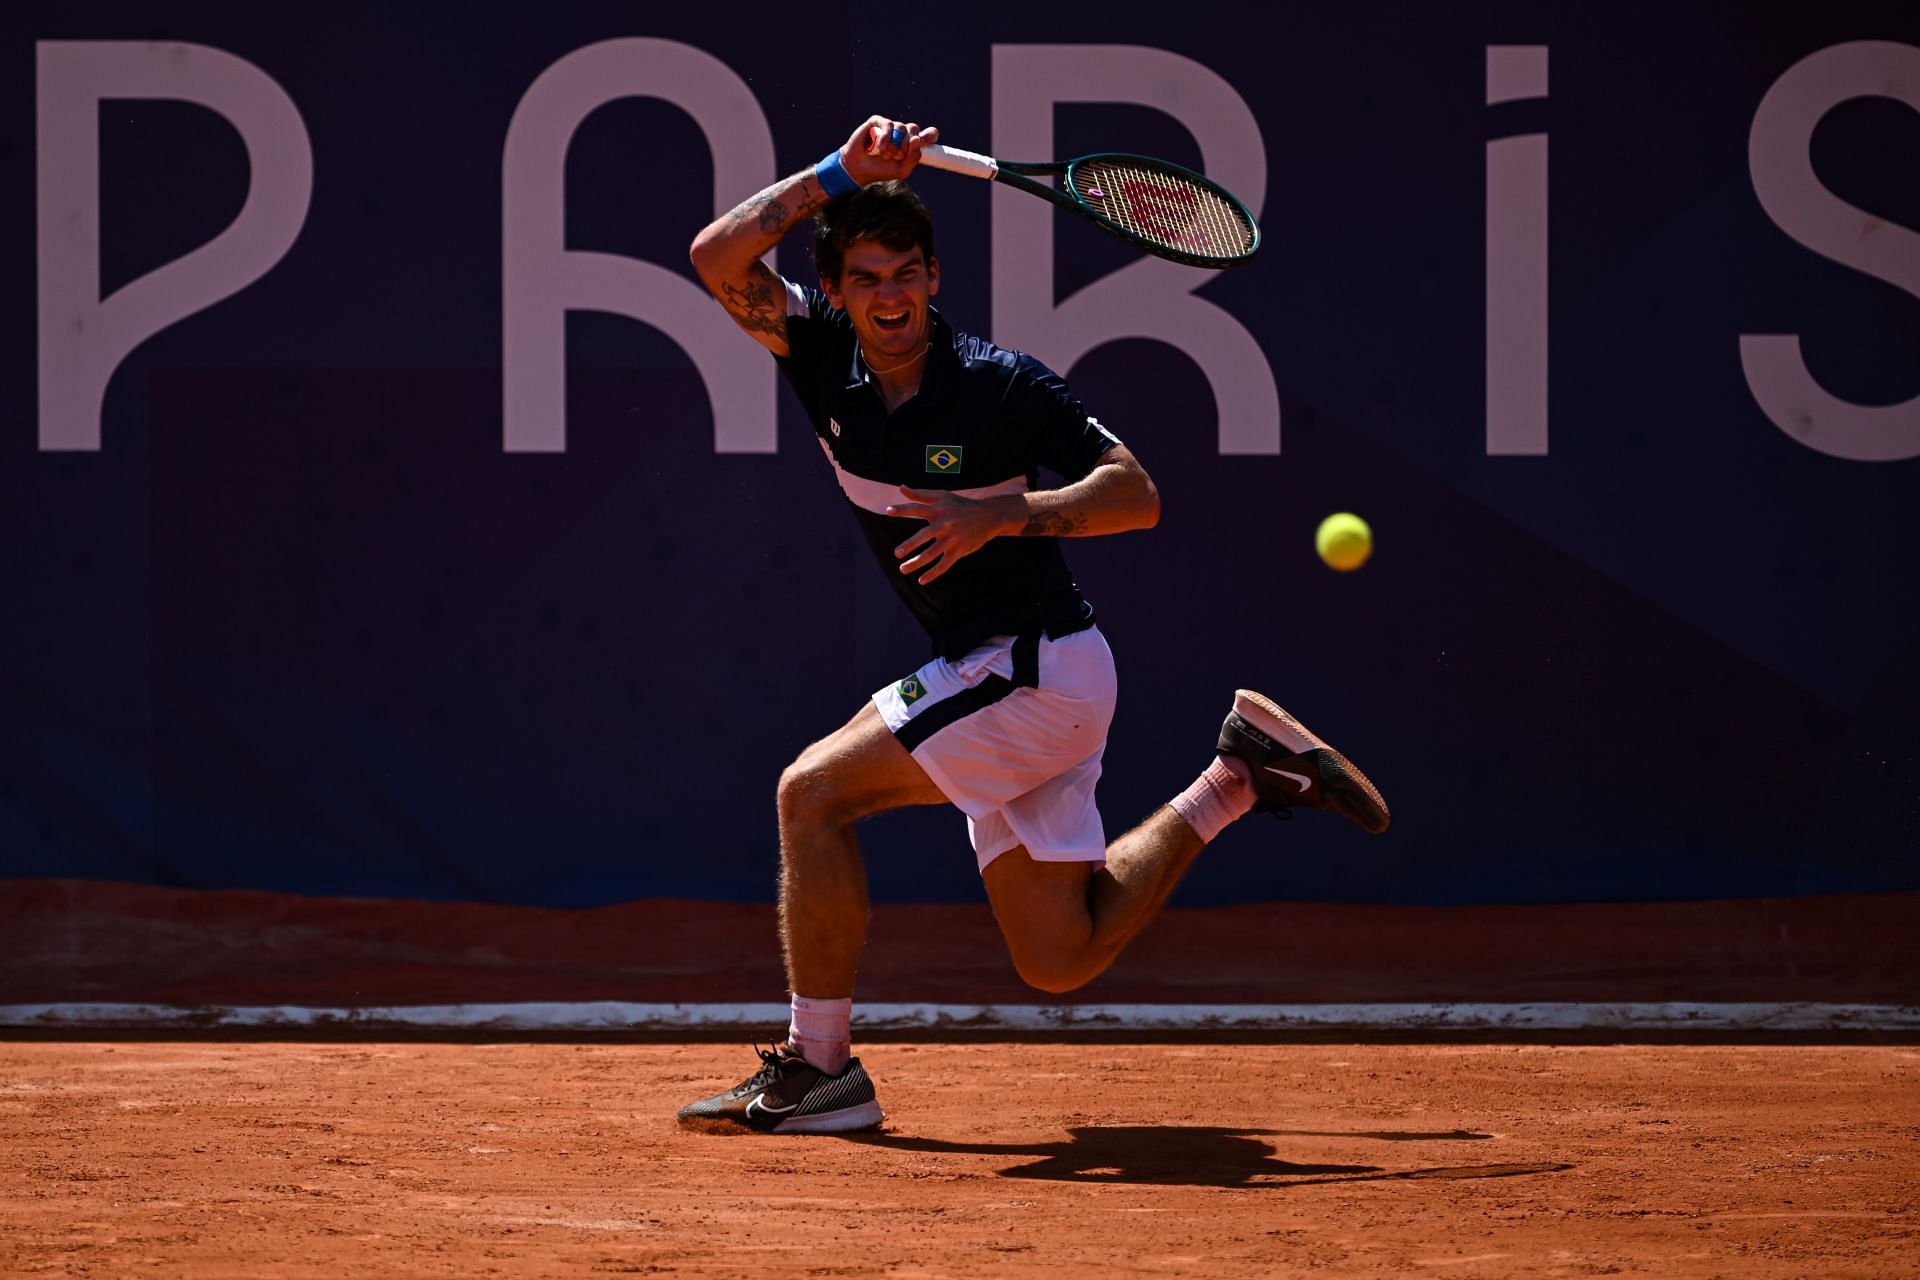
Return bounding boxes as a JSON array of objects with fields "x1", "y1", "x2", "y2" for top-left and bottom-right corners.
[{"x1": 1315, "y1": 512, "x2": 1373, "y2": 571}]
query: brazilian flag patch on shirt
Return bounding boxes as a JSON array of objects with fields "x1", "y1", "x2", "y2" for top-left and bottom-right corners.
[
  {"x1": 897, "y1": 676, "x2": 926, "y2": 705},
  {"x1": 925, "y1": 446, "x2": 963, "y2": 474}
]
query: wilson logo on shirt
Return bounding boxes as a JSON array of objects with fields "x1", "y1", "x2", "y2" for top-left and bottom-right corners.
[
  {"x1": 897, "y1": 677, "x2": 926, "y2": 705},
  {"x1": 925, "y1": 446, "x2": 963, "y2": 474}
]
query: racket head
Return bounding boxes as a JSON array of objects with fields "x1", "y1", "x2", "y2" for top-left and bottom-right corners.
[{"x1": 1061, "y1": 153, "x2": 1260, "y2": 269}]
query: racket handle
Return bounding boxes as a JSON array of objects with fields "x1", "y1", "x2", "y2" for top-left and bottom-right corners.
[{"x1": 917, "y1": 144, "x2": 998, "y2": 180}]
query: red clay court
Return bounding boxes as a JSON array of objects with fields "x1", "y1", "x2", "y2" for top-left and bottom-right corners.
[
  {"x1": 4, "y1": 1040, "x2": 1916, "y2": 1277},
  {"x1": 8, "y1": 888, "x2": 1917, "y2": 1274}
]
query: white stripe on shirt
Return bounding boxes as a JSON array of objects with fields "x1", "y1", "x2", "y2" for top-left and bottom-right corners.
[{"x1": 817, "y1": 437, "x2": 1029, "y2": 515}]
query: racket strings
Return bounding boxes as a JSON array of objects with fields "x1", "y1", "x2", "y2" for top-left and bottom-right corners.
[{"x1": 1070, "y1": 160, "x2": 1254, "y2": 262}]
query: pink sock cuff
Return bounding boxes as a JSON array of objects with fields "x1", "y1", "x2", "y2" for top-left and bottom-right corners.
[
  {"x1": 789, "y1": 993, "x2": 852, "y2": 1043},
  {"x1": 1169, "y1": 756, "x2": 1254, "y2": 844},
  {"x1": 788, "y1": 994, "x2": 853, "y2": 1073}
]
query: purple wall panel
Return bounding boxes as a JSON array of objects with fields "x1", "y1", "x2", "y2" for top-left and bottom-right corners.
[{"x1": 1, "y1": 3, "x2": 1915, "y2": 905}]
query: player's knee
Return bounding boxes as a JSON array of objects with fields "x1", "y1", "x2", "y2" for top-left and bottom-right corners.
[
  {"x1": 1010, "y1": 948, "x2": 1096, "y2": 995},
  {"x1": 775, "y1": 759, "x2": 826, "y2": 826},
  {"x1": 776, "y1": 755, "x2": 851, "y2": 831}
]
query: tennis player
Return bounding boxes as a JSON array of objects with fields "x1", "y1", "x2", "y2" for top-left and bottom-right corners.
[{"x1": 678, "y1": 115, "x2": 1389, "y2": 1133}]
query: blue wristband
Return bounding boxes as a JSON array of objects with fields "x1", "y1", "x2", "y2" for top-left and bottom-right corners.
[{"x1": 815, "y1": 150, "x2": 859, "y2": 199}]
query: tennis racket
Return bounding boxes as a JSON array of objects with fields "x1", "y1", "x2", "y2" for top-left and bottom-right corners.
[{"x1": 872, "y1": 127, "x2": 1260, "y2": 270}]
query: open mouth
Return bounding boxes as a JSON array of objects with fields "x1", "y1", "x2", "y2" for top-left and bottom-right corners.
[{"x1": 872, "y1": 309, "x2": 912, "y2": 333}]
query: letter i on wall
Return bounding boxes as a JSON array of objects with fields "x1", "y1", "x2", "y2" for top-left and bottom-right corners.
[{"x1": 1486, "y1": 45, "x2": 1548, "y2": 456}]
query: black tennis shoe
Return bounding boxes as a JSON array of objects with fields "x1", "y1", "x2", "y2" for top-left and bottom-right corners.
[
  {"x1": 677, "y1": 1043, "x2": 884, "y2": 1134},
  {"x1": 1217, "y1": 688, "x2": 1391, "y2": 834}
]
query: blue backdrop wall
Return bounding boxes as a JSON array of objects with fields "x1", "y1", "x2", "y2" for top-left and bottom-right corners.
[{"x1": 2, "y1": 2, "x2": 1916, "y2": 908}]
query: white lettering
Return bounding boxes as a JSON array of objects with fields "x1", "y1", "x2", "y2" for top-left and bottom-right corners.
[
  {"x1": 1486, "y1": 45, "x2": 1549, "y2": 456},
  {"x1": 990, "y1": 45, "x2": 1278, "y2": 454},
  {"x1": 502, "y1": 38, "x2": 777, "y2": 453},
  {"x1": 1740, "y1": 40, "x2": 1920, "y2": 462},
  {"x1": 36, "y1": 41, "x2": 312, "y2": 451}
]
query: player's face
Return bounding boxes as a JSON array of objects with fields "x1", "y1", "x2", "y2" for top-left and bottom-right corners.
[{"x1": 825, "y1": 240, "x2": 940, "y2": 361}]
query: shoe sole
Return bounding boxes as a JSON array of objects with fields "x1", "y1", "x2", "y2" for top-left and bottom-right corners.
[
  {"x1": 678, "y1": 1100, "x2": 885, "y2": 1135},
  {"x1": 774, "y1": 1101, "x2": 886, "y2": 1134},
  {"x1": 1234, "y1": 689, "x2": 1390, "y2": 834}
]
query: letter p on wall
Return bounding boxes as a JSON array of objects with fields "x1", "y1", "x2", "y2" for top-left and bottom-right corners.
[{"x1": 37, "y1": 42, "x2": 312, "y2": 451}]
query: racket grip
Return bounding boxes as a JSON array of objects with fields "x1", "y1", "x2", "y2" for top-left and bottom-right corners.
[{"x1": 917, "y1": 144, "x2": 998, "y2": 180}]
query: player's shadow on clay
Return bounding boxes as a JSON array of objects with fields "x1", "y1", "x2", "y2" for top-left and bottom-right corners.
[{"x1": 849, "y1": 1125, "x2": 1570, "y2": 1189}]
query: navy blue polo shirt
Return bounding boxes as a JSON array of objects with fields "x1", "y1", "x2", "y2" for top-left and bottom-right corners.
[{"x1": 776, "y1": 283, "x2": 1121, "y2": 661}]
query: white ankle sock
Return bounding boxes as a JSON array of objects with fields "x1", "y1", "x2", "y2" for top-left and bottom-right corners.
[
  {"x1": 788, "y1": 994, "x2": 852, "y2": 1074},
  {"x1": 1168, "y1": 756, "x2": 1254, "y2": 844}
]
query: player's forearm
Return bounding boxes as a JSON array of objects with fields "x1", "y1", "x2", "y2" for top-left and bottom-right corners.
[
  {"x1": 1009, "y1": 454, "x2": 1161, "y2": 538},
  {"x1": 688, "y1": 170, "x2": 829, "y2": 285}
]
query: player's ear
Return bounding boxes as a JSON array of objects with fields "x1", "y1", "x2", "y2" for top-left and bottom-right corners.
[
  {"x1": 926, "y1": 256, "x2": 939, "y2": 297},
  {"x1": 821, "y1": 275, "x2": 843, "y2": 309}
]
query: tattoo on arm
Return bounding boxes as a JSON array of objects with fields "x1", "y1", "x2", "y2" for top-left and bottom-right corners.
[
  {"x1": 703, "y1": 172, "x2": 826, "y2": 346},
  {"x1": 1021, "y1": 509, "x2": 1090, "y2": 537},
  {"x1": 719, "y1": 261, "x2": 786, "y2": 339},
  {"x1": 724, "y1": 181, "x2": 823, "y2": 239}
]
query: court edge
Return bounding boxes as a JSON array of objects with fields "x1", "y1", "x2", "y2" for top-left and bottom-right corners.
[{"x1": 4, "y1": 1001, "x2": 1916, "y2": 1034}]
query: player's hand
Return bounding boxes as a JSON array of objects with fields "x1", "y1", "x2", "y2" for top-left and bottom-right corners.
[
  {"x1": 842, "y1": 116, "x2": 938, "y2": 186},
  {"x1": 886, "y1": 486, "x2": 1017, "y2": 585}
]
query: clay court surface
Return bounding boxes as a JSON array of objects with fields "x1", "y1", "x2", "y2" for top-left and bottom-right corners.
[{"x1": 2, "y1": 1041, "x2": 1915, "y2": 1278}]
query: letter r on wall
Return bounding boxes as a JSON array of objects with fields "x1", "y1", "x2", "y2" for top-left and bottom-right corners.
[{"x1": 990, "y1": 45, "x2": 1279, "y2": 454}]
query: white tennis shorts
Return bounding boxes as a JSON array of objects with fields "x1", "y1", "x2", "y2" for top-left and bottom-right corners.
[{"x1": 872, "y1": 627, "x2": 1117, "y2": 871}]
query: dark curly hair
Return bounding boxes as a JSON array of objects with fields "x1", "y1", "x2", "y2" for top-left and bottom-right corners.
[{"x1": 812, "y1": 180, "x2": 937, "y2": 284}]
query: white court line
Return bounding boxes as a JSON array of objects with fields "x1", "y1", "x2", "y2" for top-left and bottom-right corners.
[{"x1": 2, "y1": 1002, "x2": 1916, "y2": 1032}]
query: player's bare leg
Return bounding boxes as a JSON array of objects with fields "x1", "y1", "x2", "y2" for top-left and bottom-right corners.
[
  {"x1": 774, "y1": 702, "x2": 947, "y2": 998},
  {"x1": 678, "y1": 704, "x2": 943, "y2": 1134},
  {"x1": 983, "y1": 689, "x2": 1391, "y2": 995},
  {"x1": 981, "y1": 807, "x2": 1206, "y2": 993}
]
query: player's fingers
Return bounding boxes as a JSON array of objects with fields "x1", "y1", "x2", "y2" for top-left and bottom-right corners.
[
  {"x1": 900, "y1": 548, "x2": 941, "y2": 576},
  {"x1": 910, "y1": 125, "x2": 939, "y2": 153},
  {"x1": 896, "y1": 486, "x2": 938, "y2": 502},
  {"x1": 893, "y1": 527, "x2": 935, "y2": 558},
  {"x1": 887, "y1": 493, "x2": 935, "y2": 514},
  {"x1": 868, "y1": 121, "x2": 907, "y2": 159}
]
